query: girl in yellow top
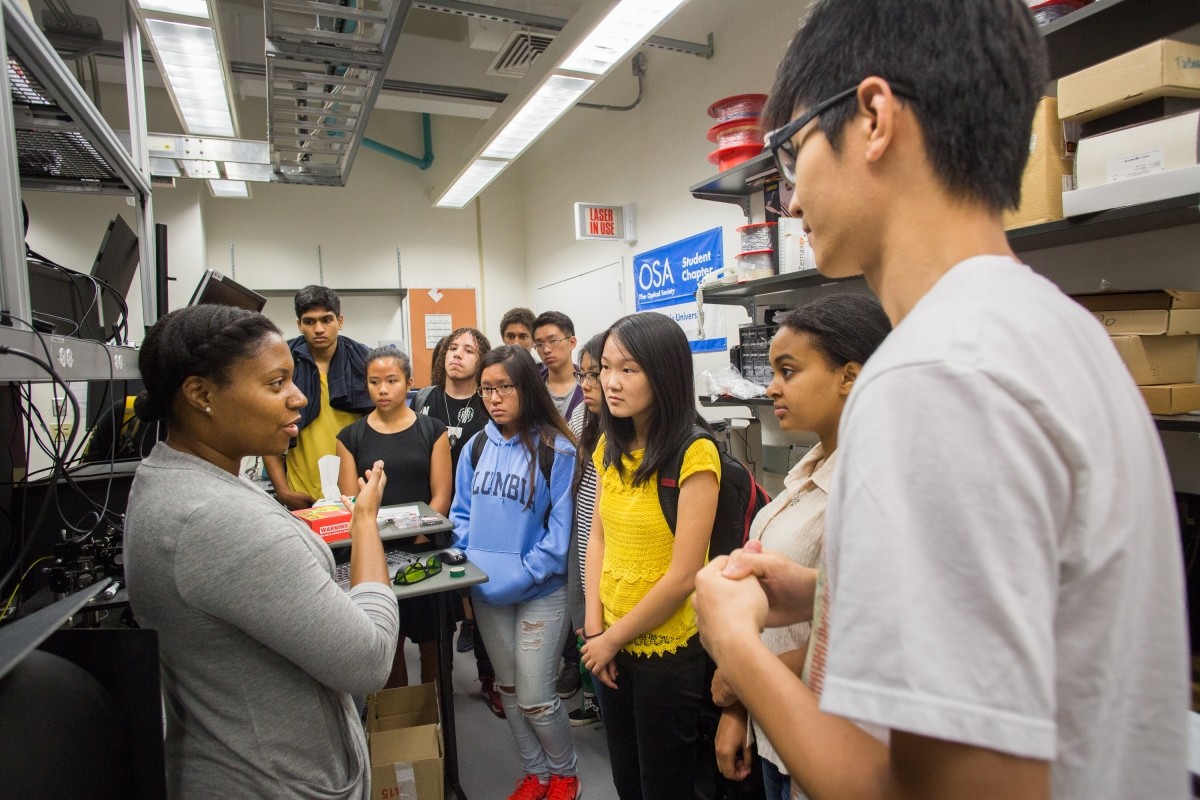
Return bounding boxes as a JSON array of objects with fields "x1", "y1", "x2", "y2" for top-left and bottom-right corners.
[{"x1": 581, "y1": 312, "x2": 720, "y2": 800}]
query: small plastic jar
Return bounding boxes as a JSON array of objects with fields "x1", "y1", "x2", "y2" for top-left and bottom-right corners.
[{"x1": 736, "y1": 249, "x2": 776, "y2": 281}]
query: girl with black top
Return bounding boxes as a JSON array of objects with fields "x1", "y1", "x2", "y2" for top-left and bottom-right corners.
[{"x1": 336, "y1": 346, "x2": 453, "y2": 688}]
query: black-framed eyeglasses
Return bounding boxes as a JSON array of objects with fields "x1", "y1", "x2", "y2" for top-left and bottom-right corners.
[
  {"x1": 478, "y1": 384, "x2": 516, "y2": 398},
  {"x1": 763, "y1": 82, "x2": 917, "y2": 185},
  {"x1": 573, "y1": 370, "x2": 601, "y2": 388},
  {"x1": 393, "y1": 554, "x2": 442, "y2": 586},
  {"x1": 533, "y1": 336, "x2": 568, "y2": 352}
]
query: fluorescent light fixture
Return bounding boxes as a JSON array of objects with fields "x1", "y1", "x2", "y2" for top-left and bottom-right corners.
[
  {"x1": 434, "y1": 0, "x2": 691, "y2": 208},
  {"x1": 210, "y1": 180, "x2": 250, "y2": 198},
  {"x1": 561, "y1": 0, "x2": 689, "y2": 75},
  {"x1": 138, "y1": 0, "x2": 211, "y2": 18},
  {"x1": 136, "y1": 4, "x2": 240, "y2": 139},
  {"x1": 437, "y1": 159, "x2": 508, "y2": 209},
  {"x1": 482, "y1": 76, "x2": 594, "y2": 160}
]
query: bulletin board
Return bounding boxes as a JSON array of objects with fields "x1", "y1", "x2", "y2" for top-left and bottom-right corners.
[{"x1": 407, "y1": 288, "x2": 478, "y2": 387}]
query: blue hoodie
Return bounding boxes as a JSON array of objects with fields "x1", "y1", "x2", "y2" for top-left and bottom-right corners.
[{"x1": 450, "y1": 421, "x2": 576, "y2": 606}]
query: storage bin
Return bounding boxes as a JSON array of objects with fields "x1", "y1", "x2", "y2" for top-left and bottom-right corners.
[
  {"x1": 707, "y1": 117, "x2": 765, "y2": 149},
  {"x1": 735, "y1": 249, "x2": 775, "y2": 281},
  {"x1": 708, "y1": 144, "x2": 763, "y2": 172},
  {"x1": 736, "y1": 221, "x2": 776, "y2": 252},
  {"x1": 708, "y1": 93, "x2": 767, "y2": 122}
]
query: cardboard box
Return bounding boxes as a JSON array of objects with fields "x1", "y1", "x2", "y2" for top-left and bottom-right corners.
[
  {"x1": 290, "y1": 503, "x2": 352, "y2": 544},
  {"x1": 1110, "y1": 334, "x2": 1199, "y2": 385},
  {"x1": 1059, "y1": 39, "x2": 1200, "y2": 122},
  {"x1": 1004, "y1": 97, "x2": 1076, "y2": 230},
  {"x1": 366, "y1": 683, "x2": 441, "y2": 734},
  {"x1": 1080, "y1": 96, "x2": 1200, "y2": 138},
  {"x1": 1139, "y1": 383, "x2": 1200, "y2": 414},
  {"x1": 1073, "y1": 290, "x2": 1200, "y2": 312},
  {"x1": 1062, "y1": 162, "x2": 1200, "y2": 216},
  {"x1": 370, "y1": 724, "x2": 444, "y2": 800},
  {"x1": 1076, "y1": 110, "x2": 1200, "y2": 189},
  {"x1": 1074, "y1": 291, "x2": 1200, "y2": 336}
]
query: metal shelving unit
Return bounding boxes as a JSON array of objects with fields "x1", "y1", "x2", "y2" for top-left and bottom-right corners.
[
  {"x1": 0, "y1": 0, "x2": 150, "y2": 382},
  {"x1": 265, "y1": 0, "x2": 412, "y2": 186}
]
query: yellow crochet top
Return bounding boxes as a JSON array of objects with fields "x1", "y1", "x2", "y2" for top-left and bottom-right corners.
[{"x1": 592, "y1": 434, "x2": 721, "y2": 657}]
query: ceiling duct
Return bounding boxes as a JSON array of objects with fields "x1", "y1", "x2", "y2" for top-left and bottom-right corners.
[{"x1": 486, "y1": 30, "x2": 554, "y2": 78}]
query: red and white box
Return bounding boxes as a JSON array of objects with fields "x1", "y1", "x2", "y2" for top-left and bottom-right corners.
[{"x1": 291, "y1": 504, "x2": 352, "y2": 544}]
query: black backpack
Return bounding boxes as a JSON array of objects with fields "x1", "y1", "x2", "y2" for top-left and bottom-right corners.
[{"x1": 657, "y1": 425, "x2": 771, "y2": 558}]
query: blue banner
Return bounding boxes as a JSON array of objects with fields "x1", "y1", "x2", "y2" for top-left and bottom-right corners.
[
  {"x1": 634, "y1": 228, "x2": 726, "y2": 354},
  {"x1": 633, "y1": 227, "x2": 723, "y2": 311}
]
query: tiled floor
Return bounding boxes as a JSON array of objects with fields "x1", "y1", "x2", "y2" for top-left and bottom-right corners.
[{"x1": 395, "y1": 630, "x2": 619, "y2": 800}]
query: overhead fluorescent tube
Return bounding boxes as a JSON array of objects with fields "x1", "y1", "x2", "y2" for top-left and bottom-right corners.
[
  {"x1": 437, "y1": 159, "x2": 508, "y2": 209},
  {"x1": 482, "y1": 76, "x2": 594, "y2": 160},
  {"x1": 138, "y1": 0, "x2": 211, "y2": 18},
  {"x1": 560, "y1": 0, "x2": 689, "y2": 75}
]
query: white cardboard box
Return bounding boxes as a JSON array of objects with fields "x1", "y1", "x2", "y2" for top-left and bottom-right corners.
[
  {"x1": 1076, "y1": 111, "x2": 1200, "y2": 189},
  {"x1": 1062, "y1": 163, "x2": 1200, "y2": 216}
]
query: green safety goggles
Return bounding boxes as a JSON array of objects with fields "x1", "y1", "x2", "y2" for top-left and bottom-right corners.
[{"x1": 392, "y1": 554, "x2": 442, "y2": 586}]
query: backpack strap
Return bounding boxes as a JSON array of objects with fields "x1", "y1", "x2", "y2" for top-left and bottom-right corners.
[
  {"x1": 411, "y1": 385, "x2": 436, "y2": 415},
  {"x1": 469, "y1": 430, "x2": 487, "y2": 469},
  {"x1": 657, "y1": 424, "x2": 712, "y2": 535}
]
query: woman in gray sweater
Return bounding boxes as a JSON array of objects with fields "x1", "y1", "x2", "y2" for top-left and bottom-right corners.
[{"x1": 125, "y1": 304, "x2": 399, "y2": 800}]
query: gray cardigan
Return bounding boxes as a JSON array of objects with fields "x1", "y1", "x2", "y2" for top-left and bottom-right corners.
[{"x1": 125, "y1": 443, "x2": 399, "y2": 800}]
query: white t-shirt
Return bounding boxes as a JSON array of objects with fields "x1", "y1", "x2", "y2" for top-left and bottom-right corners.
[{"x1": 822, "y1": 256, "x2": 1188, "y2": 799}]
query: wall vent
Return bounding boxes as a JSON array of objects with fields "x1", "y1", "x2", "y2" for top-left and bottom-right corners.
[{"x1": 486, "y1": 30, "x2": 554, "y2": 78}]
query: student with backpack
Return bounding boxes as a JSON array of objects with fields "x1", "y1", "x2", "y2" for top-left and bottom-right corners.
[
  {"x1": 709, "y1": 294, "x2": 891, "y2": 800},
  {"x1": 335, "y1": 346, "x2": 452, "y2": 689},
  {"x1": 410, "y1": 327, "x2": 505, "y2": 716},
  {"x1": 450, "y1": 345, "x2": 580, "y2": 800},
  {"x1": 580, "y1": 312, "x2": 722, "y2": 800},
  {"x1": 564, "y1": 332, "x2": 606, "y2": 727}
]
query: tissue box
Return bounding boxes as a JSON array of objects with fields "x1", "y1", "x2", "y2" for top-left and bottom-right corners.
[{"x1": 291, "y1": 504, "x2": 352, "y2": 544}]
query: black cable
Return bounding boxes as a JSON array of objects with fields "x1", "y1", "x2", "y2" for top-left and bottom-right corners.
[{"x1": 0, "y1": 346, "x2": 80, "y2": 595}]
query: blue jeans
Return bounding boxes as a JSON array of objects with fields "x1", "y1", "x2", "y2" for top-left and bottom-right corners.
[
  {"x1": 473, "y1": 587, "x2": 577, "y2": 778},
  {"x1": 761, "y1": 756, "x2": 790, "y2": 800}
]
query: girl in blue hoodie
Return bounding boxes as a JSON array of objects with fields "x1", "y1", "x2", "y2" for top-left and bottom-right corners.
[{"x1": 450, "y1": 345, "x2": 580, "y2": 800}]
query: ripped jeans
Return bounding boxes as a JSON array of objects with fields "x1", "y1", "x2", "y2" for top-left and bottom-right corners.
[{"x1": 473, "y1": 586, "x2": 577, "y2": 778}]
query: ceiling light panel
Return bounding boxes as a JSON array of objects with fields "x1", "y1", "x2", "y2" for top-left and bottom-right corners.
[
  {"x1": 140, "y1": 16, "x2": 237, "y2": 138},
  {"x1": 481, "y1": 75, "x2": 594, "y2": 159},
  {"x1": 138, "y1": 0, "x2": 211, "y2": 18},
  {"x1": 560, "y1": 0, "x2": 689, "y2": 75},
  {"x1": 436, "y1": 159, "x2": 508, "y2": 208},
  {"x1": 210, "y1": 179, "x2": 250, "y2": 198}
]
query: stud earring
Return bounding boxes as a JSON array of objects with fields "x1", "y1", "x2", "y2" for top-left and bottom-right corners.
[{"x1": 205, "y1": 406, "x2": 212, "y2": 414}]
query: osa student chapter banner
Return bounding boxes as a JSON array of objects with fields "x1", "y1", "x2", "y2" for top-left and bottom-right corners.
[{"x1": 633, "y1": 227, "x2": 727, "y2": 354}]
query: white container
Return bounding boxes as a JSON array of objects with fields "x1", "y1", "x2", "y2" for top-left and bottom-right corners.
[
  {"x1": 777, "y1": 217, "x2": 817, "y2": 273},
  {"x1": 736, "y1": 249, "x2": 775, "y2": 281}
]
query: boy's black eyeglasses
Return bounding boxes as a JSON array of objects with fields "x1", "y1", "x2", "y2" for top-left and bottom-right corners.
[
  {"x1": 392, "y1": 554, "x2": 442, "y2": 586},
  {"x1": 763, "y1": 82, "x2": 917, "y2": 185},
  {"x1": 573, "y1": 370, "x2": 600, "y2": 388},
  {"x1": 478, "y1": 384, "x2": 516, "y2": 398}
]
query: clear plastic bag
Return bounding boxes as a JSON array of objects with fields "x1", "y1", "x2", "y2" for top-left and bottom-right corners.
[{"x1": 699, "y1": 363, "x2": 767, "y2": 401}]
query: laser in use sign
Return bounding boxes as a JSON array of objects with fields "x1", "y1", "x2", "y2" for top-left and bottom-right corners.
[{"x1": 574, "y1": 202, "x2": 636, "y2": 243}]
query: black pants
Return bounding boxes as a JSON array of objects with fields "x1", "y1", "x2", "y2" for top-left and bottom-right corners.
[{"x1": 596, "y1": 636, "x2": 709, "y2": 800}]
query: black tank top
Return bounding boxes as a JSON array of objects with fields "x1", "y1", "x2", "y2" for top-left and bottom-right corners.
[{"x1": 336, "y1": 413, "x2": 448, "y2": 507}]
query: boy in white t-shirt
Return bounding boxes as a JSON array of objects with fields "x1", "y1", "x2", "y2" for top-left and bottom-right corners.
[{"x1": 693, "y1": 2, "x2": 1189, "y2": 799}]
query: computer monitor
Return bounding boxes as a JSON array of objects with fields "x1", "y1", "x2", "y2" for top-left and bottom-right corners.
[
  {"x1": 89, "y1": 216, "x2": 139, "y2": 343},
  {"x1": 187, "y1": 269, "x2": 266, "y2": 312},
  {"x1": 26, "y1": 260, "x2": 104, "y2": 341}
]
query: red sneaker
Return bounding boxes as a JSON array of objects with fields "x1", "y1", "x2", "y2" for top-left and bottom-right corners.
[
  {"x1": 480, "y1": 677, "x2": 506, "y2": 718},
  {"x1": 547, "y1": 775, "x2": 580, "y2": 800},
  {"x1": 508, "y1": 775, "x2": 550, "y2": 800}
]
